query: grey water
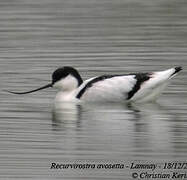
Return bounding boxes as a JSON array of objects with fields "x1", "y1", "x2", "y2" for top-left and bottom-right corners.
[{"x1": 0, "y1": 0, "x2": 187, "y2": 179}]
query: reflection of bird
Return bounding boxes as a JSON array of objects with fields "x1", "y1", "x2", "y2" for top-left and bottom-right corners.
[
  {"x1": 6, "y1": 66, "x2": 182, "y2": 103},
  {"x1": 52, "y1": 102, "x2": 82, "y2": 130}
]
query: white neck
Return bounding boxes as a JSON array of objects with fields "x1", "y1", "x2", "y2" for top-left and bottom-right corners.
[{"x1": 53, "y1": 75, "x2": 78, "y2": 91}]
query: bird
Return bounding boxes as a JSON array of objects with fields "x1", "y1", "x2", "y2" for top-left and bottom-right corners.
[{"x1": 5, "y1": 66, "x2": 182, "y2": 103}]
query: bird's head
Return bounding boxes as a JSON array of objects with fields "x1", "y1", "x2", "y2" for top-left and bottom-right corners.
[{"x1": 5, "y1": 66, "x2": 83, "y2": 94}]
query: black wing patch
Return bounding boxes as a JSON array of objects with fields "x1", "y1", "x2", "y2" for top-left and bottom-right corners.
[
  {"x1": 76, "y1": 75, "x2": 115, "y2": 99},
  {"x1": 76, "y1": 73, "x2": 151, "y2": 100},
  {"x1": 127, "y1": 73, "x2": 151, "y2": 100}
]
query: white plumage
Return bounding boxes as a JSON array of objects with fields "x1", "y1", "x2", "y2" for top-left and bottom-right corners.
[
  {"x1": 6, "y1": 66, "x2": 182, "y2": 103},
  {"x1": 78, "y1": 75, "x2": 137, "y2": 102},
  {"x1": 54, "y1": 66, "x2": 182, "y2": 103}
]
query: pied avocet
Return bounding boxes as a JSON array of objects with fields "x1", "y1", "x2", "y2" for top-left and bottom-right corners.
[{"x1": 6, "y1": 66, "x2": 182, "y2": 103}]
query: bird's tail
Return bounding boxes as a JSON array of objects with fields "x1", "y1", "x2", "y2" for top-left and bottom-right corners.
[
  {"x1": 155, "y1": 66, "x2": 182, "y2": 80},
  {"x1": 144, "y1": 66, "x2": 182, "y2": 89}
]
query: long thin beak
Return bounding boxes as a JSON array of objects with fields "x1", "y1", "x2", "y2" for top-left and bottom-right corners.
[{"x1": 4, "y1": 83, "x2": 52, "y2": 94}]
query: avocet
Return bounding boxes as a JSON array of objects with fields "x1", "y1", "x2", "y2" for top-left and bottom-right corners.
[{"x1": 6, "y1": 66, "x2": 182, "y2": 103}]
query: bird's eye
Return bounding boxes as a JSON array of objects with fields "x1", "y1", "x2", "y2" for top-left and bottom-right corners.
[{"x1": 52, "y1": 68, "x2": 69, "y2": 84}]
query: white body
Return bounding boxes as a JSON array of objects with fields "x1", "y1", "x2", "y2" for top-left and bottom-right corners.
[{"x1": 54, "y1": 68, "x2": 179, "y2": 103}]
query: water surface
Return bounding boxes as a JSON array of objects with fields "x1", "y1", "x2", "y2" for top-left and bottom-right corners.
[{"x1": 0, "y1": 0, "x2": 187, "y2": 179}]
